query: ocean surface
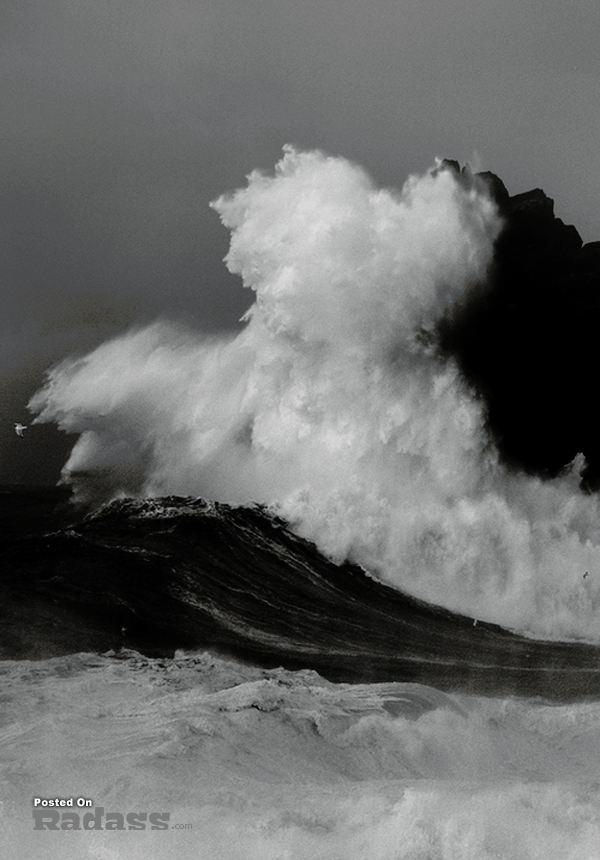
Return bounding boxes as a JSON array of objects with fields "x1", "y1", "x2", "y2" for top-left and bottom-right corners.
[
  {"x1": 2, "y1": 484, "x2": 600, "y2": 859},
  {"x1": 6, "y1": 151, "x2": 600, "y2": 857}
]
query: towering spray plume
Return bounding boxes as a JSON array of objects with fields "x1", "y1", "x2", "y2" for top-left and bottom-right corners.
[{"x1": 30, "y1": 147, "x2": 600, "y2": 640}]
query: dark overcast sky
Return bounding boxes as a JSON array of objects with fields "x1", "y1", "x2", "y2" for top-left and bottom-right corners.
[{"x1": 2, "y1": 0, "x2": 600, "y2": 484}]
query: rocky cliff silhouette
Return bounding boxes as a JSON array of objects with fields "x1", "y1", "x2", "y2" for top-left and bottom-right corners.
[{"x1": 438, "y1": 160, "x2": 600, "y2": 490}]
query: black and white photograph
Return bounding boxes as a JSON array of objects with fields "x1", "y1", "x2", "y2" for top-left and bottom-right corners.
[{"x1": 2, "y1": 1, "x2": 600, "y2": 857}]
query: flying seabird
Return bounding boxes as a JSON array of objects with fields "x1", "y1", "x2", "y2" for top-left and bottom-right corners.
[{"x1": 14, "y1": 423, "x2": 27, "y2": 438}]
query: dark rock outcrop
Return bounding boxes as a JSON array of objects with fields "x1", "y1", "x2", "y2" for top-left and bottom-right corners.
[{"x1": 437, "y1": 161, "x2": 600, "y2": 490}]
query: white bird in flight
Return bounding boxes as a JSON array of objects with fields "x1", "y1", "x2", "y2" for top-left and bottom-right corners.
[{"x1": 14, "y1": 423, "x2": 27, "y2": 437}]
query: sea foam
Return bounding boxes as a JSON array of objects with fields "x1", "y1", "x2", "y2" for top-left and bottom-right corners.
[{"x1": 2, "y1": 651, "x2": 600, "y2": 860}]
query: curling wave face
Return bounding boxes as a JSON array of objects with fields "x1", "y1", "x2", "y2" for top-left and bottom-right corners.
[
  {"x1": 2, "y1": 490, "x2": 600, "y2": 700},
  {"x1": 29, "y1": 148, "x2": 600, "y2": 641}
]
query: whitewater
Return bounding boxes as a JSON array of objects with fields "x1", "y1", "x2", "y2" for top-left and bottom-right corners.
[
  {"x1": 2, "y1": 148, "x2": 600, "y2": 857},
  {"x1": 1, "y1": 648, "x2": 600, "y2": 859}
]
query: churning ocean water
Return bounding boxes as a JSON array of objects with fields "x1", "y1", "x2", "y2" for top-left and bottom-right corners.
[{"x1": 3, "y1": 149, "x2": 600, "y2": 858}]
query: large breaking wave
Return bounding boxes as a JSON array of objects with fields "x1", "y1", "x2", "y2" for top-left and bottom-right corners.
[{"x1": 29, "y1": 147, "x2": 600, "y2": 641}]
